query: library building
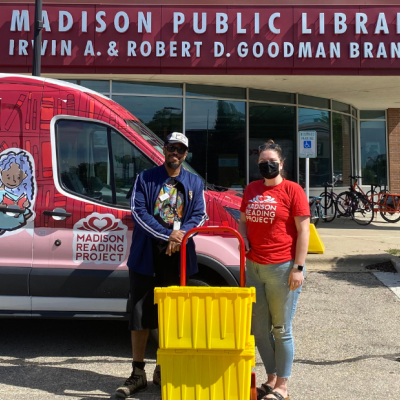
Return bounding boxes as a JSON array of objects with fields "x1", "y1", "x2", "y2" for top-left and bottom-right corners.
[{"x1": 2, "y1": 0, "x2": 400, "y2": 193}]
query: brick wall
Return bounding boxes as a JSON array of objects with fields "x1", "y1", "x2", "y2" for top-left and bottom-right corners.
[{"x1": 387, "y1": 109, "x2": 400, "y2": 192}]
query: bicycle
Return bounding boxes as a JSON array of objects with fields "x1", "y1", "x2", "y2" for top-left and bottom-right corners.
[
  {"x1": 319, "y1": 182, "x2": 338, "y2": 223},
  {"x1": 377, "y1": 193, "x2": 400, "y2": 223},
  {"x1": 344, "y1": 176, "x2": 397, "y2": 223},
  {"x1": 366, "y1": 183, "x2": 390, "y2": 205},
  {"x1": 309, "y1": 196, "x2": 323, "y2": 227},
  {"x1": 336, "y1": 176, "x2": 375, "y2": 225},
  {"x1": 342, "y1": 175, "x2": 388, "y2": 206}
]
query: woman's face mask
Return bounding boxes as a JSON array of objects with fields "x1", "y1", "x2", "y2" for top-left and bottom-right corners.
[{"x1": 258, "y1": 161, "x2": 280, "y2": 179}]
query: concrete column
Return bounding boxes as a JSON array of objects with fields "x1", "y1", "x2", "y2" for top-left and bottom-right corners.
[
  {"x1": 387, "y1": 109, "x2": 400, "y2": 192},
  {"x1": 342, "y1": 115, "x2": 351, "y2": 187}
]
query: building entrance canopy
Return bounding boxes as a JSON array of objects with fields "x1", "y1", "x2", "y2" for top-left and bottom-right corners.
[{"x1": 3, "y1": 4, "x2": 400, "y2": 74}]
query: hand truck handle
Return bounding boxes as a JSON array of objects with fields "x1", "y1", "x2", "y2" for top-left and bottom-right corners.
[{"x1": 179, "y1": 226, "x2": 246, "y2": 287}]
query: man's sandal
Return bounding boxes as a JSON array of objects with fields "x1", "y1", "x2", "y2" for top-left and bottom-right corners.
[
  {"x1": 257, "y1": 383, "x2": 274, "y2": 400},
  {"x1": 262, "y1": 391, "x2": 290, "y2": 400}
]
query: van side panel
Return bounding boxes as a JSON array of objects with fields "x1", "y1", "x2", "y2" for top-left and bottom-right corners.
[{"x1": 31, "y1": 84, "x2": 133, "y2": 303}]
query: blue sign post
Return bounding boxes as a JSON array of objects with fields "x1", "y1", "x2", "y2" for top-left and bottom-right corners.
[{"x1": 299, "y1": 131, "x2": 317, "y2": 199}]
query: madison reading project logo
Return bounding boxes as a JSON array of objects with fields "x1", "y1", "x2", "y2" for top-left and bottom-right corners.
[
  {"x1": 73, "y1": 213, "x2": 127, "y2": 264},
  {"x1": 246, "y1": 195, "x2": 278, "y2": 224}
]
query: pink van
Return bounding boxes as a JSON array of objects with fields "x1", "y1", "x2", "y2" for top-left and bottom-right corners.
[{"x1": 0, "y1": 74, "x2": 242, "y2": 319}]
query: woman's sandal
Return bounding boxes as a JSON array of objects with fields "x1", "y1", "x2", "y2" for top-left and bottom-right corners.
[
  {"x1": 262, "y1": 390, "x2": 290, "y2": 400},
  {"x1": 257, "y1": 383, "x2": 274, "y2": 400}
]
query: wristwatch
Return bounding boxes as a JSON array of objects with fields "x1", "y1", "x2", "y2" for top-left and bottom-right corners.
[{"x1": 293, "y1": 264, "x2": 304, "y2": 271}]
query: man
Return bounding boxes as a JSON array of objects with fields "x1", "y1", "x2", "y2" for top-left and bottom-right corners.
[{"x1": 115, "y1": 132, "x2": 207, "y2": 398}]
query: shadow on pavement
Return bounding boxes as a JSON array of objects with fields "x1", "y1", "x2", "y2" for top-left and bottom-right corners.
[
  {"x1": 309, "y1": 269, "x2": 386, "y2": 288},
  {"x1": 0, "y1": 365, "x2": 120, "y2": 399},
  {"x1": 0, "y1": 320, "x2": 160, "y2": 399},
  {"x1": 0, "y1": 365, "x2": 161, "y2": 400},
  {"x1": 0, "y1": 320, "x2": 133, "y2": 359}
]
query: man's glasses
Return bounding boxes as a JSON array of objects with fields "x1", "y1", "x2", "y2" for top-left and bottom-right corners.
[
  {"x1": 259, "y1": 144, "x2": 279, "y2": 152},
  {"x1": 166, "y1": 145, "x2": 187, "y2": 154}
]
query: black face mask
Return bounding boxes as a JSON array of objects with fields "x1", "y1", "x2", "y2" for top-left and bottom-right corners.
[{"x1": 259, "y1": 161, "x2": 280, "y2": 179}]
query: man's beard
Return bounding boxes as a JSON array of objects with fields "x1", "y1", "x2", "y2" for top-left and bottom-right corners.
[{"x1": 166, "y1": 161, "x2": 180, "y2": 170}]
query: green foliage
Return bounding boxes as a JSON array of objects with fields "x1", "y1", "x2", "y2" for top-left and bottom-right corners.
[{"x1": 385, "y1": 248, "x2": 400, "y2": 256}]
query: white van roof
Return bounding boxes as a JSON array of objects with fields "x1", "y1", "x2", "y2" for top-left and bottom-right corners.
[{"x1": 0, "y1": 74, "x2": 109, "y2": 100}]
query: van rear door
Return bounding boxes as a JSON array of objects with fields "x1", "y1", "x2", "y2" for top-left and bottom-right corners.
[{"x1": 0, "y1": 79, "x2": 42, "y2": 315}]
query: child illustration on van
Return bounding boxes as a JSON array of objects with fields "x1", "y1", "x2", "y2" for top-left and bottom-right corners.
[{"x1": 0, "y1": 150, "x2": 35, "y2": 236}]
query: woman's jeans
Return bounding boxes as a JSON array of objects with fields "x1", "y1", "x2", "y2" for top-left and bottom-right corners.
[{"x1": 246, "y1": 259, "x2": 303, "y2": 378}]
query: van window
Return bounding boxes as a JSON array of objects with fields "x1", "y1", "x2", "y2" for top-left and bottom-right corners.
[
  {"x1": 56, "y1": 119, "x2": 155, "y2": 207},
  {"x1": 111, "y1": 130, "x2": 154, "y2": 207}
]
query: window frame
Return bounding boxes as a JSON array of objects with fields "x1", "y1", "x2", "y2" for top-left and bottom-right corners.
[
  {"x1": 50, "y1": 115, "x2": 157, "y2": 210},
  {"x1": 65, "y1": 79, "x2": 361, "y2": 189}
]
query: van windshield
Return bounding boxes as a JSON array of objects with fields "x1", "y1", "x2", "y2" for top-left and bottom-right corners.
[{"x1": 125, "y1": 119, "x2": 202, "y2": 178}]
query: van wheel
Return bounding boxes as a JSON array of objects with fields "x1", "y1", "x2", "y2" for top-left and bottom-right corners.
[
  {"x1": 150, "y1": 277, "x2": 211, "y2": 345},
  {"x1": 187, "y1": 278, "x2": 210, "y2": 287}
]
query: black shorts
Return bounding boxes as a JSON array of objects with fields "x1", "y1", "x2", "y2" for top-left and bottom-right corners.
[{"x1": 129, "y1": 248, "x2": 180, "y2": 331}]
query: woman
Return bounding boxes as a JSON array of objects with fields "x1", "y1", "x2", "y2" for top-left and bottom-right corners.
[{"x1": 239, "y1": 140, "x2": 310, "y2": 400}]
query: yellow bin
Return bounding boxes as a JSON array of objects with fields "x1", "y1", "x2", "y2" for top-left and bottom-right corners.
[
  {"x1": 157, "y1": 338, "x2": 255, "y2": 400},
  {"x1": 154, "y1": 286, "x2": 256, "y2": 350}
]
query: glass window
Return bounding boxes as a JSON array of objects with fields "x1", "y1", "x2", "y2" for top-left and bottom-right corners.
[
  {"x1": 249, "y1": 104, "x2": 296, "y2": 182},
  {"x1": 249, "y1": 89, "x2": 295, "y2": 104},
  {"x1": 332, "y1": 100, "x2": 350, "y2": 114},
  {"x1": 360, "y1": 121, "x2": 387, "y2": 185},
  {"x1": 298, "y1": 108, "x2": 331, "y2": 187},
  {"x1": 351, "y1": 118, "x2": 359, "y2": 179},
  {"x1": 56, "y1": 119, "x2": 156, "y2": 207},
  {"x1": 186, "y1": 99, "x2": 246, "y2": 190},
  {"x1": 79, "y1": 80, "x2": 110, "y2": 93},
  {"x1": 298, "y1": 95, "x2": 330, "y2": 110},
  {"x1": 360, "y1": 110, "x2": 386, "y2": 120},
  {"x1": 113, "y1": 95, "x2": 183, "y2": 142},
  {"x1": 111, "y1": 130, "x2": 155, "y2": 207},
  {"x1": 186, "y1": 84, "x2": 246, "y2": 100},
  {"x1": 56, "y1": 120, "x2": 113, "y2": 204},
  {"x1": 352, "y1": 107, "x2": 357, "y2": 118},
  {"x1": 332, "y1": 113, "x2": 351, "y2": 187},
  {"x1": 112, "y1": 81, "x2": 182, "y2": 96}
]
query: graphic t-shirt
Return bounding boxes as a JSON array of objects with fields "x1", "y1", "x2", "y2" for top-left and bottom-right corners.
[
  {"x1": 240, "y1": 179, "x2": 310, "y2": 265},
  {"x1": 153, "y1": 177, "x2": 185, "y2": 255},
  {"x1": 154, "y1": 178, "x2": 184, "y2": 228}
]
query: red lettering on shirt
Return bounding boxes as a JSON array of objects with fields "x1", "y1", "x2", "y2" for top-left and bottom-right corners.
[{"x1": 240, "y1": 179, "x2": 310, "y2": 265}]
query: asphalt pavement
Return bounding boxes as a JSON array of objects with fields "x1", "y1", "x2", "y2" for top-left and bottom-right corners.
[{"x1": 1, "y1": 216, "x2": 400, "y2": 400}]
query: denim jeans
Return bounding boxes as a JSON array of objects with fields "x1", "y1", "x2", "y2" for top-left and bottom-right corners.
[{"x1": 246, "y1": 259, "x2": 303, "y2": 378}]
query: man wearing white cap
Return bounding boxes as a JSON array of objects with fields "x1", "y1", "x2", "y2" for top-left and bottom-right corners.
[{"x1": 116, "y1": 132, "x2": 207, "y2": 398}]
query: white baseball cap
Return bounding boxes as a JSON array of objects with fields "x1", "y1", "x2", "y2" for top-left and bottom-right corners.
[{"x1": 165, "y1": 132, "x2": 189, "y2": 148}]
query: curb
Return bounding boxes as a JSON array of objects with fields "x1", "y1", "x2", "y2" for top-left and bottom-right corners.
[
  {"x1": 390, "y1": 256, "x2": 400, "y2": 274},
  {"x1": 306, "y1": 254, "x2": 393, "y2": 272}
]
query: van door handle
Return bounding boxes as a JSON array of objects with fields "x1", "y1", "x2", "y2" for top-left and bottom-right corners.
[
  {"x1": 43, "y1": 210, "x2": 72, "y2": 218},
  {"x1": 0, "y1": 206, "x2": 25, "y2": 215}
]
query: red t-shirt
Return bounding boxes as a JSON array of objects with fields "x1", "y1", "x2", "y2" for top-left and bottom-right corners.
[{"x1": 240, "y1": 179, "x2": 310, "y2": 265}]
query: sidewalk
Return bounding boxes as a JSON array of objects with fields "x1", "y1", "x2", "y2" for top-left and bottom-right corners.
[{"x1": 306, "y1": 215, "x2": 400, "y2": 272}]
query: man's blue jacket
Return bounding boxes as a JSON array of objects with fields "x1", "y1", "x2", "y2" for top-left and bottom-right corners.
[{"x1": 128, "y1": 165, "x2": 208, "y2": 277}]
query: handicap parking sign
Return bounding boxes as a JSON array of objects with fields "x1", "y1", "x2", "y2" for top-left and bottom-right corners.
[{"x1": 299, "y1": 131, "x2": 317, "y2": 158}]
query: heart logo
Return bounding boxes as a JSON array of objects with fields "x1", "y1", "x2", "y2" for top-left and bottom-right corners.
[
  {"x1": 87, "y1": 217, "x2": 113, "y2": 232},
  {"x1": 92, "y1": 218, "x2": 108, "y2": 230},
  {"x1": 77, "y1": 214, "x2": 125, "y2": 232}
]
